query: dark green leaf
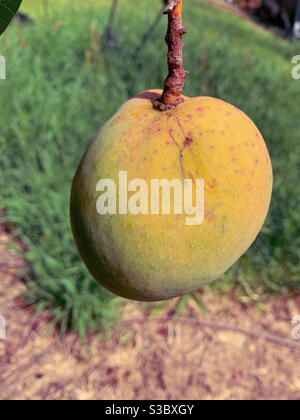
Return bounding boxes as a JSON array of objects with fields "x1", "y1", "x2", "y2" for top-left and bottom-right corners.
[{"x1": 0, "y1": 0, "x2": 22, "y2": 36}]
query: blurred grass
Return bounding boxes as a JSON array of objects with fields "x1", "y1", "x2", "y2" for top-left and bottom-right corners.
[{"x1": 0, "y1": 0, "x2": 299, "y2": 333}]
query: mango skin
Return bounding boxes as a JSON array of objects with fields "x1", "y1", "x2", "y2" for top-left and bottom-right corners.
[{"x1": 70, "y1": 90, "x2": 273, "y2": 301}]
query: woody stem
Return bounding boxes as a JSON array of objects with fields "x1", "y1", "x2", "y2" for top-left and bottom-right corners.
[{"x1": 155, "y1": 0, "x2": 188, "y2": 111}]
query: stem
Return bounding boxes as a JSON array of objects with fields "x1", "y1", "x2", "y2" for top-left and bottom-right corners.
[
  {"x1": 104, "y1": 0, "x2": 119, "y2": 47},
  {"x1": 155, "y1": 0, "x2": 188, "y2": 111},
  {"x1": 107, "y1": 0, "x2": 118, "y2": 30},
  {"x1": 134, "y1": 5, "x2": 165, "y2": 57}
]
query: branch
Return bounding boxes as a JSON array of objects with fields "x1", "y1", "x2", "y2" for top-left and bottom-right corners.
[
  {"x1": 134, "y1": 3, "x2": 166, "y2": 57},
  {"x1": 155, "y1": 0, "x2": 188, "y2": 111},
  {"x1": 103, "y1": 0, "x2": 119, "y2": 47},
  {"x1": 123, "y1": 317, "x2": 300, "y2": 351}
]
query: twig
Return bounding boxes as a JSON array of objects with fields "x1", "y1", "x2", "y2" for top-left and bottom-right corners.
[
  {"x1": 123, "y1": 317, "x2": 300, "y2": 351},
  {"x1": 134, "y1": 5, "x2": 165, "y2": 57},
  {"x1": 103, "y1": 0, "x2": 119, "y2": 47},
  {"x1": 134, "y1": 1, "x2": 170, "y2": 57}
]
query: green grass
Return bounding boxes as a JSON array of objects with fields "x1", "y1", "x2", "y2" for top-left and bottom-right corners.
[{"x1": 0, "y1": 0, "x2": 299, "y2": 333}]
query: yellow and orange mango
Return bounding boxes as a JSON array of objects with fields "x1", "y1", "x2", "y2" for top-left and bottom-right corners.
[{"x1": 70, "y1": 90, "x2": 273, "y2": 301}]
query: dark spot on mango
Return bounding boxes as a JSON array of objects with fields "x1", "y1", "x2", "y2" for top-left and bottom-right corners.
[{"x1": 184, "y1": 137, "x2": 193, "y2": 147}]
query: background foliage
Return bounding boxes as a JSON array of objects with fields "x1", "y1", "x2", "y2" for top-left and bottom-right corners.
[{"x1": 0, "y1": 0, "x2": 299, "y2": 334}]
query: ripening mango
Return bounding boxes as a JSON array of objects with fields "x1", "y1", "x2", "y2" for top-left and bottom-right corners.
[{"x1": 70, "y1": 89, "x2": 273, "y2": 301}]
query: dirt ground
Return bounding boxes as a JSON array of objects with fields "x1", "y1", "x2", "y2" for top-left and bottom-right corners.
[{"x1": 0, "y1": 226, "x2": 300, "y2": 400}]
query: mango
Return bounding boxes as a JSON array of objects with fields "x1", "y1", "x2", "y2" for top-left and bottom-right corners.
[{"x1": 70, "y1": 90, "x2": 273, "y2": 301}]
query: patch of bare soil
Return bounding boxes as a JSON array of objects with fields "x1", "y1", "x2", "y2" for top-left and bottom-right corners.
[{"x1": 0, "y1": 225, "x2": 300, "y2": 400}]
